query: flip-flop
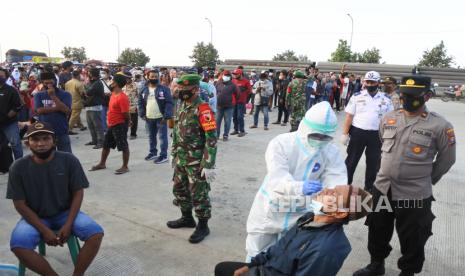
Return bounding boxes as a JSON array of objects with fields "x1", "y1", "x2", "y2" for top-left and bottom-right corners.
[
  {"x1": 114, "y1": 168, "x2": 129, "y2": 175},
  {"x1": 89, "y1": 165, "x2": 106, "y2": 171}
]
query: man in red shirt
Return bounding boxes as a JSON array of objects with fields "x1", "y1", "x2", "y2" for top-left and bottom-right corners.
[
  {"x1": 90, "y1": 74, "x2": 131, "y2": 174},
  {"x1": 231, "y1": 69, "x2": 252, "y2": 137}
]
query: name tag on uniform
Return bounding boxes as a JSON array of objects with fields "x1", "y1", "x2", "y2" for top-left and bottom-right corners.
[{"x1": 310, "y1": 95, "x2": 315, "y2": 98}]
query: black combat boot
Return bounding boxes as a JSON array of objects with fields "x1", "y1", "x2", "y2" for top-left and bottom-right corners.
[
  {"x1": 398, "y1": 271, "x2": 414, "y2": 276},
  {"x1": 188, "y1": 219, "x2": 210, "y2": 244},
  {"x1": 167, "y1": 210, "x2": 196, "y2": 229},
  {"x1": 353, "y1": 259, "x2": 385, "y2": 276}
]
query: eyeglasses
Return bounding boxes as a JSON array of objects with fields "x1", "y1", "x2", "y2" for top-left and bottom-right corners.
[{"x1": 308, "y1": 133, "x2": 333, "y2": 141}]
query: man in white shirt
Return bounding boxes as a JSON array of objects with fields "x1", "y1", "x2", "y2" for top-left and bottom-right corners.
[{"x1": 340, "y1": 71, "x2": 393, "y2": 192}]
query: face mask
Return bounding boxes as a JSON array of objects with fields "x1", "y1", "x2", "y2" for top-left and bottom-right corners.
[
  {"x1": 31, "y1": 148, "x2": 55, "y2": 160},
  {"x1": 401, "y1": 95, "x2": 425, "y2": 112},
  {"x1": 148, "y1": 79, "x2": 159, "y2": 85},
  {"x1": 251, "y1": 73, "x2": 256, "y2": 77},
  {"x1": 268, "y1": 73, "x2": 273, "y2": 77},
  {"x1": 100, "y1": 73, "x2": 107, "y2": 79},
  {"x1": 366, "y1": 85, "x2": 378, "y2": 94},
  {"x1": 222, "y1": 76, "x2": 231, "y2": 82},
  {"x1": 179, "y1": 89, "x2": 194, "y2": 100},
  {"x1": 0, "y1": 77, "x2": 6, "y2": 86}
]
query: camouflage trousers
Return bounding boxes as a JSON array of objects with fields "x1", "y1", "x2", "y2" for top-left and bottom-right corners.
[
  {"x1": 173, "y1": 164, "x2": 211, "y2": 219},
  {"x1": 290, "y1": 106, "x2": 305, "y2": 132}
]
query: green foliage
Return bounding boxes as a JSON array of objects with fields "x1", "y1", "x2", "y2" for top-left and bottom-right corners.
[
  {"x1": 61, "y1": 47, "x2": 87, "y2": 63},
  {"x1": 117, "y1": 48, "x2": 150, "y2": 66},
  {"x1": 329, "y1": 40, "x2": 381, "y2": 64},
  {"x1": 418, "y1": 41, "x2": 454, "y2": 68},
  {"x1": 189, "y1": 42, "x2": 219, "y2": 68},
  {"x1": 272, "y1": 50, "x2": 309, "y2": 62}
]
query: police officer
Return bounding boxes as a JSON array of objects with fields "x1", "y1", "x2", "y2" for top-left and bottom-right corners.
[
  {"x1": 382, "y1": 76, "x2": 401, "y2": 110},
  {"x1": 167, "y1": 74, "x2": 217, "y2": 244},
  {"x1": 340, "y1": 71, "x2": 393, "y2": 191},
  {"x1": 354, "y1": 76, "x2": 456, "y2": 276}
]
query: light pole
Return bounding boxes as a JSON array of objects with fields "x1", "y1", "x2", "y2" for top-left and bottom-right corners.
[
  {"x1": 347, "y1": 14, "x2": 354, "y2": 51},
  {"x1": 40, "y1": 32, "x2": 51, "y2": 57},
  {"x1": 111, "y1": 24, "x2": 120, "y2": 61},
  {"x1": 205, "y1": 17, "x2": 213, "y2": 45},
  {"x1": 0, "y1": 43, "x2": 3, "y2": 63}
]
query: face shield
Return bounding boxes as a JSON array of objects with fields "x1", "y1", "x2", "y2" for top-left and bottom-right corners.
[{"x1": 298, "y1": 101, "x2": 337, "y2": 148}]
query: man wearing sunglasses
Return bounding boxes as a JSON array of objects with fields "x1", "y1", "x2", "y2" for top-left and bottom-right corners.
[{"x1": 246, "y1": 101, "x2": 348, "y2": 260}]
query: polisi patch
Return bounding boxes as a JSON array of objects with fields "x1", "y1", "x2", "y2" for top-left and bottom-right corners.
[
  {"x1": 412, "y1": 129, "x2": 432, "y2": 138},
  {"x1": 446, "y1": 128, "x2": 456, "y2": 146}
]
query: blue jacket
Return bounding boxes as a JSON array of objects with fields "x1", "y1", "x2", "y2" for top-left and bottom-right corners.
[
  {"x1": 138, "y1": 84, "x2": 173, "y2": 119},
  {"x1": 249, "y1": 213, "x2": 351, "y2": 276}
]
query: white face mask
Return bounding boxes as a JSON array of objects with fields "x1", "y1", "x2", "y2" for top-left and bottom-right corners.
[
  {"x1": 222, "y1": 76, "x2": 231, "y2": 82},
  {"x1": 100, "y1": 73, "x2": 107, "y2": 79},
  {"x1": 251, "y1": 73, "x2": 256, "y2": 77}
]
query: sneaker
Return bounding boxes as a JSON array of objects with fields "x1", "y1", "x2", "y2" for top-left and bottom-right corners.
[
  {"x1": 238, "y1": 132, "x2": 246, "y2": 137},
  {"x1": 272, "y1": 121, "x2": 281, "y2": 125},
  {"x1": 281, "y1": 122, "x2": 287, "y2": 126},
  {"x1": 154, "y1": 156, "x2": 168, "y2": 164},
  {"x1": 230, "y1": 131, "x2": 239, "y2": 135},
  {"x1": 250, "y1": 125, "x2": 258, "y2": 129},
  {"x1": 93, "y1": 144, "x2": 103, "y2": 149},
  {"x1": 223, "y1": 136, "x2": 228, "y2": 142},
  {"x1": 129, "y1": 135, "x2": 137, "y2": 140},
  {"x1": 145, "y1": 153, "x2": 158, "y2": 161},
  {"x1": 85, "y1": 141, "x2": 96, "y2": 146},
  {"x1": 80, "y1": 127, "x2": 88, "y2": 131},
  {"x1": 264, "y1": 127, "x2": 269, "y2": 131}
]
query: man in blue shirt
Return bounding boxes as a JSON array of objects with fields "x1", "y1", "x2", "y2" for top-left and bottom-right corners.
[{"x1": 34, "y1": 72, "x2": 72, "y2": 153}]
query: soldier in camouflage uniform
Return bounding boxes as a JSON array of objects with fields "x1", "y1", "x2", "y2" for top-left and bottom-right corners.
[
  {"x1": 286, "y1": 70, "x2": 307, "y2": 132},
  {"x1": 167, "y1": 74, "x2": 217, "y2": 244}
]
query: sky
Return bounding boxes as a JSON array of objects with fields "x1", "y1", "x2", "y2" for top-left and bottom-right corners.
[{"x1": 1, "y1": 0, "x2": 465, "y2": 67}]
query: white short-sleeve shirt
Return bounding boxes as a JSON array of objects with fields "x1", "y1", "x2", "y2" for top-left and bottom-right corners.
[{"x1": 345, "y1": 90, "x2": 393, "y2": 130}]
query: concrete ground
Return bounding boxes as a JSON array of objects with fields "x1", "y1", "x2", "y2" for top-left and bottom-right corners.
[{"x1": 0, "y1": 99, "x2": 464, "y2": 276}]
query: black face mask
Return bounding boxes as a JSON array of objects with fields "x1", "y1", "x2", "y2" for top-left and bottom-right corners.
[
  {"x1": 31, "y1": 148, "x2": 55, "y2": 160},
  {"x1": 148, "y1": 79, "x2": 159, "y2": 85},
  {"x1": 366, "y1": 85, "x2": 378, "y2": 94},
  {"x1": 401, "y1": 94, "x2": 425, "y2": 112},
  {"x1": 179, "y1": 89, "x2": 194, "y2": 100}
]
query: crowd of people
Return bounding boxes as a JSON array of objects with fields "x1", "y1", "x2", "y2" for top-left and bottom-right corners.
[{"x1": 0, "y1": 60, "x2": 457, "y2": 276}]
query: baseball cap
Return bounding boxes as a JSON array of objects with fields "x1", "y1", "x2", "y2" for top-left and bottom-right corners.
[
  {"x1": 25, "y1": 121, "x2": 55, "y2": 138},
  {"x1": 364, "y1": 71, "x2": 381, "y2": 82}
]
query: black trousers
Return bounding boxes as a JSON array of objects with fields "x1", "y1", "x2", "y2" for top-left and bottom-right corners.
[
  {"x1": 367, "y1": 188, "x2": 435, "y2": 274},
  {"x1": 277, "y1": 99, "x2": 289, "y2": 123},
  {"x1": 215, "y1": 262, "x2": 258, "y2": 276},
  {"x1": 333, "y1": 91, "x2": 341, "y2": 111},
  {"x1": 345, "y1": 126, "x2": 381, "y2": 191},
  {"x1": 129, "y1": 112, "x2": 138, "y2": 137}
]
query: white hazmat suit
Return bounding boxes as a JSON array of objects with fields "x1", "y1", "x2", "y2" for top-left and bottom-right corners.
[{"x1": 245, "y1": 101, "x2": 348, "y2": 258}]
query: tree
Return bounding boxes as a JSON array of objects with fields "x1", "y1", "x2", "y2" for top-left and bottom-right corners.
[
  {"x1": 329, "y1": 39, "x2": 381, "y2": 63},
  {"x1": 358, "y1": 47, "x2": 382, "y2": 63},
  {"x1": 329, "y1": 40, "x2": 352, "y2": 62},
  {"x1": 117, "y1": 48, "x2": 150, "y2": 66},
  {"x1": 418, "y1": 41, "x2": 454, "y2": 68},
  {"x1": 272, "y1": 50, "x2": 298, "y2": 62},
  {"x1": 61, "y1": 46, "x2": 87, "y2": 63},
  {"x1": 298, "y1": 55, "x2": 309, "y2": 62},
  {"x1": 189, "y1": 42, "x2": 219, "y2": 68}
]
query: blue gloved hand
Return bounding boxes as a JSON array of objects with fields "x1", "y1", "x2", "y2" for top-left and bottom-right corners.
[{"x1": 302, "y1": 180, "x2": 323, "y2": 195}]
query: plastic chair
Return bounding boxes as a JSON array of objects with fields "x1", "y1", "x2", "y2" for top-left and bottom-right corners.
[{"x1": 18, "y1": 235, "x2": 81, "y2": 276}]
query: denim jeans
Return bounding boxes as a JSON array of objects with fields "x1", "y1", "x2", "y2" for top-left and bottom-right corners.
[
  {"x1": 253, "y1": 105, "x2": 269, "y2": 127},
  {"x1": 56, "y1": 134, "x2": 72, "y2": 153},
  {"x1": 101, "y1": 106, "x2": 108, "y2": 132},
  {"x1": 216, "y1": 106, "x2": 233, "y2": 138},
  {"x1": 10, "y1": 211, "x2": 103, "y2": 250},
  {"x1": 233, "y1": 103, "x2": 246, "y2": 133},
  {"x1": 1, "y1": 122, "x2": 23, "y2": 159},
  {"x1": 146, "y1": 118, "x2": 168, "y2": 158}
]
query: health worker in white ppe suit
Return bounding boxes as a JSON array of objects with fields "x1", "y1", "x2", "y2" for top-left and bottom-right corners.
[{"x1": 245, "y1": 101, "x2": 348, "y2": 259}]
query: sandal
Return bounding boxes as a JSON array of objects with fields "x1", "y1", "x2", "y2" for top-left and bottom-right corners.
[
  {"x1": 114, "y1": 168, "x2": 129, "y2": 175},
  {"x1": 89, "y1": 165, "x2": 106, "y2": 171}
]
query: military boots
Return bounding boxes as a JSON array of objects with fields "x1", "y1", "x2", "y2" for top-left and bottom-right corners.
[
  {"x1": 189, "y1": 219, "x2": 210, "y2": 244},
  {"x1": 167, "y1": 210, "x2": 196, "y2": 229},
  {"x1": 353, "y1": 259, "x2": 385, "y2": 276}
]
